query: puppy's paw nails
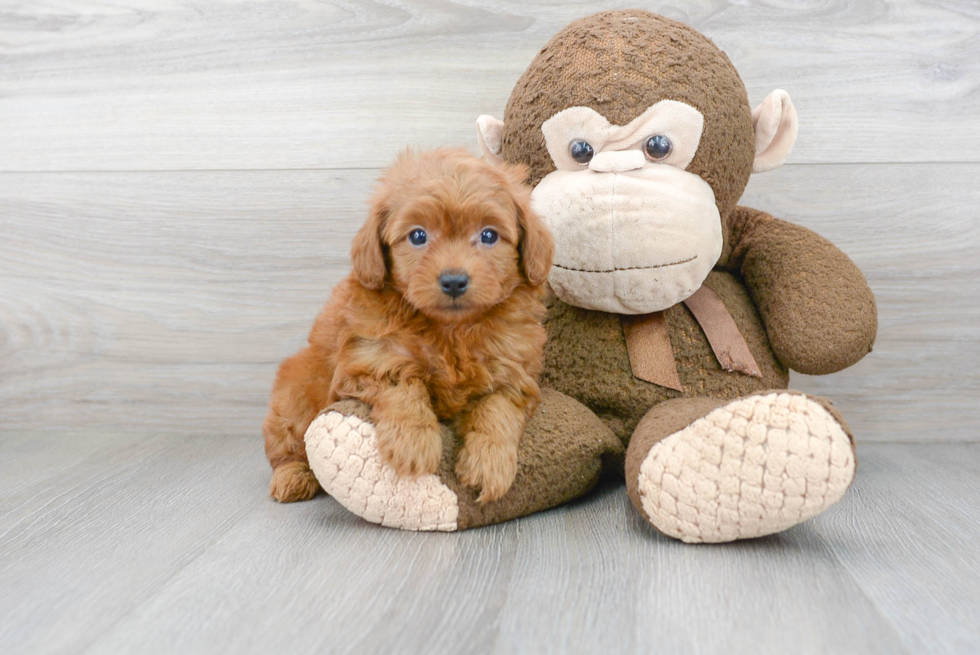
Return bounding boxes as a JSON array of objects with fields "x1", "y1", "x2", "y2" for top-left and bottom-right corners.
[
  {"x1": 376, "y1": 421, "x2": 442, "y2": 479},
  {"x1": 456, "y1": 434, "x2": 518, "y2": 504}
]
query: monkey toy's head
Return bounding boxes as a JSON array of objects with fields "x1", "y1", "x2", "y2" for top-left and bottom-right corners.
[{"x1": 476, "y1": 10, "x2": 798, "y2": 314}]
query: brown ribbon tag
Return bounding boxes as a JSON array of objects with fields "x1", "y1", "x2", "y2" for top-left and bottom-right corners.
[
  {"x1": 621, "y1": 312, "x2": 683, "y2": 391},
  {"x1": 682, "y1": 285, "x2": 763, "y2": 379},
  {"x1": 620, "y1": 285, "x2": 763, "y2": 390}
]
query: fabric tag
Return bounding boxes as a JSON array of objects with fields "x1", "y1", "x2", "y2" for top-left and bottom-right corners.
[
  {"x1": 683, "y1": 285, "x2": 763, "y2": 378},
  {"x1": 621, "y1": 312, "x2": 683, "y2": 391}
]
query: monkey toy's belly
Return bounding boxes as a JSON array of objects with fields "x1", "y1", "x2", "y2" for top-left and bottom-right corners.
[{"x1": 542, "y1": 270, "x2": 789, "y2": 445}]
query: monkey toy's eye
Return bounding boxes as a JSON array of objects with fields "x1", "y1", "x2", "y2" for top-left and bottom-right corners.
[
  {"x1": 408, "y1": 228, "x2": 427, "y2": 246},
  {"x1": 480, "y1": 228, "x2": 498, "y2": 245},
  {"x1": 644, "y1": 135, "x2": 673, "y2": 161},
  {"x1": 569, "y1": 140, "x2": 594, "y2": 165}
]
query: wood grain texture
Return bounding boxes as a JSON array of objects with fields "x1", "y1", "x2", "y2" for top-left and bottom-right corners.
[
  {"x1": 2, "y1": 164, "x2": 977, "y2": 440},
  {"x1": 0, "y1": 433, "x2": 268, "y2": 654},
  {"x1": 1, "y1": 435, "x2": 977, "y2": 654},
  {"x1": 814, "y1": 444, "x2": 980, "y2": 655},
  {"x1": 1, "y1": 0, "x2": 978, "y2": 171}
]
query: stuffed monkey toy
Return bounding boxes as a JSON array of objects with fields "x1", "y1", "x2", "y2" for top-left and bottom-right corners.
[{"x1": 304, "y1": 10, "x2": 877, "y2": 543}]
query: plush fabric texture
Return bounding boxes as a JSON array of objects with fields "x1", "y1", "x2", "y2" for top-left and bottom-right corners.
[
  {"x1": 306, "y1": 390, "x2": 624, "y2": 530},
  {"x1": 540, "y1": 101, "x2": 704, "y2": 172},
  {"x1": 500, "y1": 10, "x2": 755, "y2": 220},
  {"x1": 450, "y1": 389, "x2": 623, "y2": 529},
  {"x1": 625, "y1": 391, "x2": 857, "y2": 543},
  {"x1": 621, "y1": 311, "x2": 683, "y2": 391},
  {"x1": 624, "y1": 395, "x2": 729, "y2": 523},
  {"x1": 751, "y1": 90, "x2": 799, "y2": 173},
  {"x1": 724, "y1": 206, "x2": 878, "y2": 374},
  {"x1": 306, "y1": 400, "x2": 459, "y2": 531},
  {"x1": 682, "y1": 285, "x2": 763, "y2": 378},
  {"x1": 532, "y1": 163, "x2": 722, "y2": 313},
  {"x1": 476, "y1": 115, "x2": 505, "y2": 165},
  {"x1": 619, "y1": 285, "x2": 762, "y2": 390},
  {"x1": 542, "y1": 270, "x2": 790, "y2": 447}
]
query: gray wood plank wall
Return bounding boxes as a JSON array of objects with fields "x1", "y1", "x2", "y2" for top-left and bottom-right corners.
[{"x1": 1, "y1": 0, "x2": 978, "y2": 441}]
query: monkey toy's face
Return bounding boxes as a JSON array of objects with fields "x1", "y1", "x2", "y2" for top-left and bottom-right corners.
[
  {"x1": 531, "y1": 101, "x2": 720, "y2": 314},
  {"x1": 475, "y1": 10, "x2": 799, "y2": 317}
]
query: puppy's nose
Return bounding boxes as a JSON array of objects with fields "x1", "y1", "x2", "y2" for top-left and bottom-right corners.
[{"x1": 439, "y1": 270, "x2": 469, "y2": 298}]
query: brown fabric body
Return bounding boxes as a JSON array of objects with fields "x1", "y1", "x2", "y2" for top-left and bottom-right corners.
[
  {"x1": 622, "y1": 286, "x2": 765, "y2": 391},
  {"x1": 498, "y1": 10, "x2": 876, "y2": 382},
  {"x1": 542, "y1": 269, "x2": 790, "y2": 448},
  {"x1": 724, "y1": 206, "x2": 878, "y2": 374},
  {"x1": 327, "y1": 398, "x2": 373, "y2": 423},
  {"x1": 324, "y1": 390, "x2": 624, "y2": 530},
  {"x1": 449, "y1": 389, "x2": 623, "y2": 529}
]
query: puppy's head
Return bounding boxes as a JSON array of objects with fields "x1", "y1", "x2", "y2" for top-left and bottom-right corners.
[{"x1": 351, "y1": 148, "x2": 553, "y2": 323}]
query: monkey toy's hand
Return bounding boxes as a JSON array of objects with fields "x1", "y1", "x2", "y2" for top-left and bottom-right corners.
[{"x1": 726, "y1": 205, "x2": 877, "y2": 375}]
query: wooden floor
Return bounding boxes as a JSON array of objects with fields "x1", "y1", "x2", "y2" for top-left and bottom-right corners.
[{"x1": 0, "y1": 434, "x2": 977, "y2": 655}]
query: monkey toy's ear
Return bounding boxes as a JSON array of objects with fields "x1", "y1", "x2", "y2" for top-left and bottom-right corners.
[
  {"x1": 751, "y1": 90, "x2": 799, "y2": 173},
  {"x1": 476, "y1": 115, "x2": 506, "y2": 166}
]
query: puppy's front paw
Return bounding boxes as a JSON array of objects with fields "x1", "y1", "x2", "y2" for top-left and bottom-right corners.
[
  {"x1": 456, "y1": 433, "x2": 518, "y2": 503},
  {"x1": 375, "y1": 419, "x2": 442, "y2": 479}
]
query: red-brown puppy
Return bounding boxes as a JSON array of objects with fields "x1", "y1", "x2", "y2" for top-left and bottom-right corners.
[{"x1": 263, "y1": 148, "x2": 553, "y2": 504}]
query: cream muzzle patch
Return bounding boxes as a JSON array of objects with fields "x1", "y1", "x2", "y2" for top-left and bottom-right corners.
[{"x1": 532, "y1": 166, "x2": 722, "y2": 314}]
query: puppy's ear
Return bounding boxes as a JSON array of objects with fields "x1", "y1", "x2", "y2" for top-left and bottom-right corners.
[
  {"x1": 518, "y1": 204, "x2": 554, "y2": 287},
  {"x1": 503, "y1": 163, "x2": 553, "y2": 287},
  {"x1": 350, "y1": 191, "x2": 388, "y2": 290}
]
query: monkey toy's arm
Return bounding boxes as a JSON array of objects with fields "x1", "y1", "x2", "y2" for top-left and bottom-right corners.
[{"x1": 724, "y1": 206, "x2": 877, "y2": 375}]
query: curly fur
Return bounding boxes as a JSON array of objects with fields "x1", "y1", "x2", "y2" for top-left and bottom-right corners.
[{"x1": 263, "y1": 148, "x2": 553, "y2": 504}]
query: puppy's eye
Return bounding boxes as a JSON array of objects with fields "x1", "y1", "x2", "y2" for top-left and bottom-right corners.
[
  {"x1": 480, "y1": 228, "x2": 498, "y2": 246},
  {"x1": 408, "y1": 228, "x2": 427, "y2": 246},
  {"x1": 643, "y1": 135, "x2": 672, "y2": 161},
  {"x1": 569, "y1": 140, "x2": 594, "y2": 165}
]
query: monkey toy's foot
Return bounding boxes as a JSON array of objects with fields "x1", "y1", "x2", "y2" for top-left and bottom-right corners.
[
  {"x1": 304, "y1": 390, "x2": 623, "y2": 531},
  {"x1": 625, "y1": 391, "x2": 856, "y2": 544},
  {"x1": 304, "y1": 401, "x2": 458, "y2": 531}
]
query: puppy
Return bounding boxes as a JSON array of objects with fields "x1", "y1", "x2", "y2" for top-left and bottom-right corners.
[{"x1": 263, "y1": 148, "x2": 554, "y2": 504}]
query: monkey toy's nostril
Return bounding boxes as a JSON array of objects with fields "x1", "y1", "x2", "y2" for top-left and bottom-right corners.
[{"x1": 439, "y1": 271, "x2": 470, "y2": 298}]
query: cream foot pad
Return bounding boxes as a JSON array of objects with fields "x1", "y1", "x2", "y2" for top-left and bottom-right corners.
[
  {"x1": 637, "y1": 393, "x2": 856, "y2": 543},
  {"x1": 305, "y1": 411, "x2": 459, "y2": 531}
]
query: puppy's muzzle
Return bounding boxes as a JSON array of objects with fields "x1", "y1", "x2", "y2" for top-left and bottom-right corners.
[{"x1": 439, "y1": 270, "x2": 469, "y2": 299}]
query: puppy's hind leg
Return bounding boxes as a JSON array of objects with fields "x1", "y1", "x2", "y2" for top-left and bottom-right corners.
[{"x1": 264, "y1": 348, "x2": 327, "y2": 503}]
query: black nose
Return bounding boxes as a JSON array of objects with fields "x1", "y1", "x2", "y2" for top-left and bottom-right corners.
[{"x1": 439, "y1": 271, "x2": 470, "y2": 298}]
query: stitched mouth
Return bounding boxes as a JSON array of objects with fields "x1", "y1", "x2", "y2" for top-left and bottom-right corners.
[{"x1": 553, "y1": 256, "x2": 696, "y2": 274}]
